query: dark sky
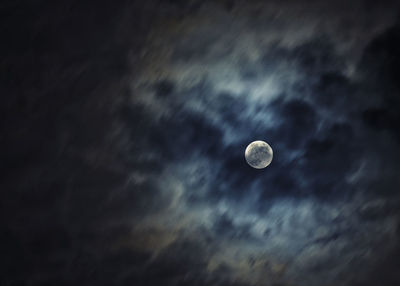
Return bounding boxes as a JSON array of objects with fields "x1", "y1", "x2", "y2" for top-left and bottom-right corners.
[{"x1": 2, "y1": 0, "x2": 400, "y2": 285}]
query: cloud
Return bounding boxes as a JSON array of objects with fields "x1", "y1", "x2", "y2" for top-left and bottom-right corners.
[
  {"x1": 3, "y1": 1, "x2": 400, "y2": 286},
  {"x1": 121, "y1": 12, "x2": 400, "y2": 284}
]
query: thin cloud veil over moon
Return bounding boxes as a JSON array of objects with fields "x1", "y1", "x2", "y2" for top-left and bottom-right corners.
[{"x1": 245, "y1": 140, "x2": 273, "y2": 169}]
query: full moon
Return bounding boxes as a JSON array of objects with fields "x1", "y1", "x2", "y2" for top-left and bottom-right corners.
[{"x1": 245, "y1": 140, "x2": 273, "y2": 169}]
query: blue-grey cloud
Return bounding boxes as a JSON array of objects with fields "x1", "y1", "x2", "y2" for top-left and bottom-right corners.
[{"x1": 3, "y1": 1, "x2": 400, "y2": 286}]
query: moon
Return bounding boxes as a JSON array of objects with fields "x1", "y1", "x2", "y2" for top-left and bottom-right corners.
[{"x1": 245, "y1": 140, "x2": 273, "y2": 169}]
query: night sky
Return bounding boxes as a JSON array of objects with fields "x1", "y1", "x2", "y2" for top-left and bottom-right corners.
[{"x1": 2, "y1": 1, "x2": 400, "y2": 285}]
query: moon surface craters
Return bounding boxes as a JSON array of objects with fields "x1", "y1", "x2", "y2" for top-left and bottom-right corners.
[{"x1": 245, "y1": 140, "x2": 273, "y2": 169}]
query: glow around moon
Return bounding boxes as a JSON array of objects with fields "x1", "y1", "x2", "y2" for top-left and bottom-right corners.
[{"x1": 245, "y1": 140, "x2": 273, "y2": 169}]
